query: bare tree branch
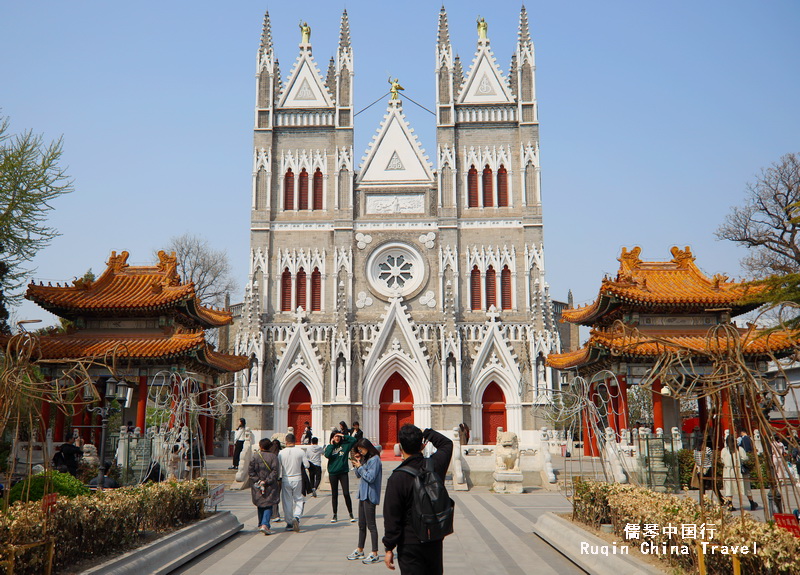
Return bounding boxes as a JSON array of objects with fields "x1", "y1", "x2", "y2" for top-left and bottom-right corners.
[
  {"x1": 717, "y1": 153, "x2": 800, "y2": 276},
  {"x1": 158, "y1": 233, "x2": 238, "y2": 309}
]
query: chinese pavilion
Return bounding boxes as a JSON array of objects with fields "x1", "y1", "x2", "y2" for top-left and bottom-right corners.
[
  {"x1": 24, "y1": 250, "x2": 248, "y2": 453},
  {"x1": 547, "y1": 246, "x2": 796, "y2": 456}
]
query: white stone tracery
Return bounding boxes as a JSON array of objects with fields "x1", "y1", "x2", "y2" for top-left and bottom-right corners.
[
  {"x1": 462, "y1": 145, "x2": 514, "y2": 208},
  {"x1": 280, "y1": 149, "x2": 328, "y2": 210}
]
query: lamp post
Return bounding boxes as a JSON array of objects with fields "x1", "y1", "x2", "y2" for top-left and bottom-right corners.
[{"x1": 85, "y1": 377, "x2": 130, "y2": 488}]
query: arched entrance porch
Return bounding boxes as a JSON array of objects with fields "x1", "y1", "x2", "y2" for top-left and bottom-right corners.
[
  {"x1": 378, "y1": 372, "x2": 414, "y2": 450},
  {"x1": 481, "y1": 382, "x2": 507, "y2": 444},
  {"x1": 287, "y1": 383, "x2": 312, "y2": 438}
]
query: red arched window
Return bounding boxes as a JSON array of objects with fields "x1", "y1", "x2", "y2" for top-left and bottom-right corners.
[
  {"x1": 311, "y1": 267, "x2": 321, "y2": 311},
  {"x1": 296, "y1": 268, "x2": 307, "y2": 311},
  {"x1": 470, "y1": 266, "x2": 481, "y2": 310},
  {"x1": 482, "y1": 165, "x2": 493, "y2": 207},
  {"x1": 298, "y1": 168, "x2": 309, "y2": 210},
  {"x1": 281, "y1": 268, "x2": 292, "y2": 311},
  {"x1": 497, "y1": 165, "x2": 508, "y2": 207},
  {"x1": 312, "y1": 168, "x2": 323, "y2": 210},
  {"x1": 501, "y1": 265, "x2": 512, "y2": 310},
  {"x1": 485, "y1": 265, "x2": 496, "y2": 309},
  {"x1": 467, "y1": 166, "x2": 478, "y2": 207},
  {"x1": 284, "y1": 169, "x2": 294, "y2": 210}
]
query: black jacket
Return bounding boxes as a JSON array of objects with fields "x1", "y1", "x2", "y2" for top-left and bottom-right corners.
[{"x1": 382, "y1": 429, "x2": 453, "y2": 551}]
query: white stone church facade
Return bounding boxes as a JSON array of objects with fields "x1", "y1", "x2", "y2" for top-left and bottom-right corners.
[{"x1": 234, "y1": 7, "x2": 561, "y2": 446}]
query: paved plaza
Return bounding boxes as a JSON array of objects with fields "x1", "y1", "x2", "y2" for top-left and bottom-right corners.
[{"x1": 171, "y1": 461, "x2": 585, "y2": 575}]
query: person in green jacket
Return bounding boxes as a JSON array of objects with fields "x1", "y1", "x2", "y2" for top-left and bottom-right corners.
[{"x1": 324, "y1": 430, "x2": 357, "y2": 522}]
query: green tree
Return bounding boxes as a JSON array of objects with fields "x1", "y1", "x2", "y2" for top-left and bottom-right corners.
[{"x1": 0, "y1": 114, "x2": 73, "y2": 326}]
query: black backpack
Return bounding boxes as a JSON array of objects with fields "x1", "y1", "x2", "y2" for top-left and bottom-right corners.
[{"x1": 397, "y1": 458, "x2": 455, "y2": 542}]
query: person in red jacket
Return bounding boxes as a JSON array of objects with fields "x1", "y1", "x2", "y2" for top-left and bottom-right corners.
[{"x1": 382, "y1": 425, "x2": 453, "y2": 574}]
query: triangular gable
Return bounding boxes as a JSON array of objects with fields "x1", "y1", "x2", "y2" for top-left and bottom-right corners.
[
  {"x1": 472, "y1": 321, "x2": 521, "y2": 383},
  {"x1": 279, "y1": 51, "x2": 333, "y2": 108},
  {"x1": 357, "y1": 101, "x2": 433, "y2": 184},
  {"x1": 458, "y1": 47, "x2": 513, "y2": 105},
  {"x1": 273, "y1": 322, "x2": 324, "y2": 387},
  {"x1": 362, "y1": 298, "x2": 429, "y2": 374}
]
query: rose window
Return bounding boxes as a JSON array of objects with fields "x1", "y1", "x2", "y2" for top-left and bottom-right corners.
[
  {"x1": 378, "y1": 254, "x2": 414, "y2": 288},
  {"x1": 366, "y1": 242, "x2": 425, "y2": 298}
]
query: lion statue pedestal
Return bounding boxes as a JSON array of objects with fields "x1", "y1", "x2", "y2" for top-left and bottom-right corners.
[{"x1": 492, "y1": 428, "x2": 523, "y2": 494}]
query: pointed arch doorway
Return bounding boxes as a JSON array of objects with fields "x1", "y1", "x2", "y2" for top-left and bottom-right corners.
[
  {"x1": 482, "y1": 382, "x2": 507, "y2": 444},
  {"x1": 379, "y1": 372, "x2": 414, "y2": 450},
  {"x1": 287, "y1": 383, "x2": 312, "y2": 437}
]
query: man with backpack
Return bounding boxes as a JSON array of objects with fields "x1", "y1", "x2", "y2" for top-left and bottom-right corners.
[{"x1": 383, "y1": 424, "x2": 454, "y2": 574}]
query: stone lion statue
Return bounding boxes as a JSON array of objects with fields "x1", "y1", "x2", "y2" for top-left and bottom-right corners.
[
  {"x1": 494, "y1": 428, "x2": 520, "y2": 472},
  {"x1": 82, "y1": 443, "x2": 100, "y2": 467}
]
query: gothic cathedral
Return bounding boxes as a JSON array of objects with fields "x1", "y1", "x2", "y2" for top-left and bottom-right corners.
[{"x1": 235, "y1": 7, "x2": 561, "y2": 446}]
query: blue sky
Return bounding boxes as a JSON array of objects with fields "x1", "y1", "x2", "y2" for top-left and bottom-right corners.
[{"x1": 1, "y1": 1, "x2": 799, "y2": 328}]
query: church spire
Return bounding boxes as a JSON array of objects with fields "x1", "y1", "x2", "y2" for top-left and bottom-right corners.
[
  {"x1": 336, "y1": 9, "x2": 354, "y2": 122},
  {"x1": 518, "y1": 5, "x2": 532, "y2": 48},
  {"x1": 437, "y1": 6, "x2": 450, "y2": 47},
  {"x1": 258, "y1": 10, "x2": 274, "y2": 72},
  {"x1": 339, "y1": 9, "x2": 351, "y2": 49},
  {"x1": 515, "y1": 4, "x2": 536, "y2": 115}
]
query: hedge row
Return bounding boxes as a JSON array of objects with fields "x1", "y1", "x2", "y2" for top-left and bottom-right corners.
[
  {"x1": 0, "y1": 478, "x2": 207, "y2": 574},
  {"x1": 573, "y1": 480, "x2": 800, "y2": 574}
]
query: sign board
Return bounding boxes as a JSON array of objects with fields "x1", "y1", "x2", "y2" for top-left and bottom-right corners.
[
  {"x1": 774, "y1": 513, "x2": 800, "y2": 538},
  {"x1": 206, "y1": 484, "x2": 225, "y2": 508},
  {"x1": 41, "y1": 493, "x2": 58, "y2": 514}
]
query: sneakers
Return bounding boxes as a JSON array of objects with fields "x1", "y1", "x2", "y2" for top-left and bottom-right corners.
[
  {"x1": 258, "y1": 525, "x2": 272, "y2": 536},
  {"x1": 347, "y1": 549, "x2": 365, "y2": 560},
  {"x1": 228, "y1": 466, "x2": 238, "y2": 470},
  {"x1": 349, "y1": 513, "x2": 357, "y2": 523},
  {"x1": 312, "y1": 488, "x2": 317, "y2": 498},
  {"x1": 292, "y1": 517, "x2": 300, "y2": 532},
  {"x1": 331, "y1": 515, "x2": 338, "y2": 523},
  {"x1": 362, "y1": 554, "x2": 381, "y2": 564}
]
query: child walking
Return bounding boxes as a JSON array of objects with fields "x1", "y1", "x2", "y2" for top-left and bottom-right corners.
[{"x1": 347, "y1": 438, "x2": 383, "y2": 564}]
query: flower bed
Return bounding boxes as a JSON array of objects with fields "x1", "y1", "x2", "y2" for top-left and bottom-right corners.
[
  {"x1": 572, "y1": 480, "x2": 800, "y2": 574},
  {"x1": 0, "y1": 478, "x2": 207, "y2": 574}
]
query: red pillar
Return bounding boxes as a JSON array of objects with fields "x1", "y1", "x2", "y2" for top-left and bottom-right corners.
[
  {"x1": 607, "y1": 379, "x2": 621, "y2": 437},
  {"x1": 136, "y1": 375, "x2": 147, "y2": 431},
  {"x1": 698, "y1": 395, "x2": 709, "y2": 434},
  {"x1": 40, "y1": 400, "x2": 51, "y2": 441},
  {"x1": 720, "y1": 389, "x2": 734, "y2": 436},
  {"x1": 616, "y1": 376, "x2": 630, "y2": 431},
  {"x1": 54, "y1": 409, "x2": 65, "y2": 442},
  {"x1": 583, "y1": 384, "x2": 600, "y2": 456},
  {"x1": 652, "y1": 378, "x2": 664, "y2": 432},
  {"x1": 204, "y1": 411, "x2": 215, "y2": 455}
]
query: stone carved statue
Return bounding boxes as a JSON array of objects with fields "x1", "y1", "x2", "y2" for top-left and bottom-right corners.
[
  {"x1": 671, "y1": 427, "x2": 683, "y2": 450},
  {"x1": 233, "y1": 429, "x2": 255, "y2": 486},
  {"x1": 337, "y1": 363, "x2": 346, "y2": 385},
  {"x1": 82, "y1": 444, "x2": 100, "y2": 467},
  {"x1": 299, "y1": 21, "x2": 311, "y2": 44},
  {"x1": 494, "y1": 429, "x2": 520, "y2": 472}
]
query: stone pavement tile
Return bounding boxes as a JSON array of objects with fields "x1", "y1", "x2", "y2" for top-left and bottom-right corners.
[{"x1": 172, "y1": 486, "x2": 585, "y2": 575}]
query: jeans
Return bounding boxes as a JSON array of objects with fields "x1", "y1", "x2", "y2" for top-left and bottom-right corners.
[
  {"x1": 357, "y1": 499, "x2": 378, "y2": 552},
  {"x1": 308, "y1": 463, "x2": 322, "y2": 490},
  {"x1": 281, "y1": 477, "x2": 305, "y2": 521},
  {"x1": 329, "y1": 472, "x2": 353, "y2": 515},
  {"x1": 256, "y1": 506, "x2": 273, "y2": 528}
]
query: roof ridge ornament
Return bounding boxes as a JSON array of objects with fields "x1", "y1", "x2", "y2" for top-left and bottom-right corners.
[
  {"x1": 477, "y1": 16, "x2": 488, "y2": 42},
  {"x1": 299, "y1": 21, "x2": 311, "y2": 46},
  {"x1": 107, "y1": 251, "x2": 130, "y2": 273},
  {"x1": 618, "y1": 246, "x2": 642, "y2": 271},
  {"x1": 670, "y1": 245, "x2": 694, "y2": 267}
]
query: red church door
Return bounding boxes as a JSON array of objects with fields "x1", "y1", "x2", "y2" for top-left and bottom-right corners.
[
  {"x1": 287, "y1": 384, "x2": 312, "y2": 437},
  {"x1": 379, "y1": 373, "x2": 414, "y2": 450},
  {"x1": 481, "y1": 382, "x2": 507, "y2": 444}
]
